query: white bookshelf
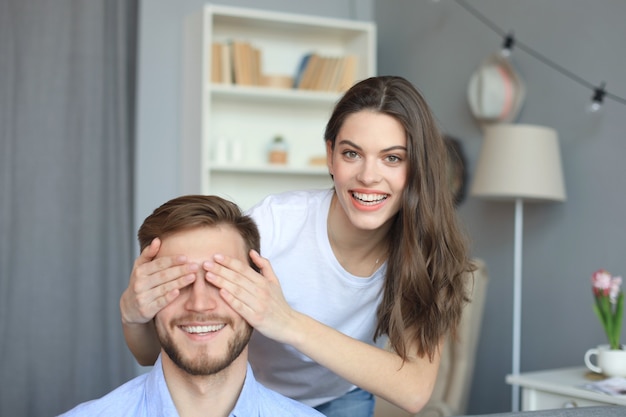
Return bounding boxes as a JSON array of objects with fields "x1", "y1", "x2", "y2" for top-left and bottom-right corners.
[{"x1": 182, "y1": 5, "x2": 376, "y2": 210}]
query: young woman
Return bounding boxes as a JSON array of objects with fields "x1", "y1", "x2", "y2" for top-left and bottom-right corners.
[{"x1": 120, "y1": 76, "x2": 474, "y2": 417}]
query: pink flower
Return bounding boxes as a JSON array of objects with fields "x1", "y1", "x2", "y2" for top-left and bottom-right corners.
[
  {"x1": 611, "y1": 276, "x2": 623, "y2": 304},
  {"x1": 591, "y1": 269, "x2": 624, "y2": 350},
  {"x1": 592, "y1": 269, "x2": 614, "y2": 297}
]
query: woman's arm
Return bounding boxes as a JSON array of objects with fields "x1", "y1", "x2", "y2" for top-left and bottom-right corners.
[
  {"x1": 289, "y1": 312, "x2": 441, "y2": 414},
  {"x1": 121, "y1": 319, "x2": 161, "y2": 366},
  {"x1": 204, "y1": 250, "x2": 441, "y2": 414},
  {"x1": 120, "y1": 238, "x2": 197, "y2": 365}
]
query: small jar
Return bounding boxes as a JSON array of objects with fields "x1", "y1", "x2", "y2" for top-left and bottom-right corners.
[
  {"x1": 214, "y1": 137, "x2": 229, "y2": 164},
  {"x1": 230, "y1": 139, "x2": 243, "y2": 163},
  {"x1": 268, "y1": 135, "x2": 288, "y2": 164}
]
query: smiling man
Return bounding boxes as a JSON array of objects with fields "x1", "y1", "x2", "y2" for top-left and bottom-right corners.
[{"x1": 59, "y1": 195, "x2": 323, "y2": 417}]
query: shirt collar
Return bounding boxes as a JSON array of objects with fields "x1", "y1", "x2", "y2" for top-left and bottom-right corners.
[
  {"x1": 229, "y1": 364, "x2": 259, "y2": 417},
  {"x1": 148, "y1": 354, "x2": 259, "y2": 417},
  {"x1": 146, "y1": 354, "x2": 180, "y2": 416}
]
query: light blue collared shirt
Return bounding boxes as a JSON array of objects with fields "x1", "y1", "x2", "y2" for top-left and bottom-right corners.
[{"x1": 58, "y1": 354, "x2": 324, "y2": 416}]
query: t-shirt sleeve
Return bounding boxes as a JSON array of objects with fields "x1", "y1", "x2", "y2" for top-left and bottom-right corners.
[{"x1": 246, "y1": 195, "x2": 278, "y2": 257}]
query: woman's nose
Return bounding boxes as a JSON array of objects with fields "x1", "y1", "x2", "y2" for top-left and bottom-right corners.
[{"x1": 356, "y1": 159, "x2": 382, "y2": 184}]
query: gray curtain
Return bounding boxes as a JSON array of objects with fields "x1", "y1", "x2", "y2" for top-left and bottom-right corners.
[{"x1": 0, "y1": 0, "x2": 138, "y2": 415}]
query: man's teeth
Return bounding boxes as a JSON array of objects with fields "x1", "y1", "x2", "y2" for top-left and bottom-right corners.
[
  {"x1": 182, "y1": 324, "x2": 225, "y2": 334},
  {"x1": 352, "y1": 192, "x2": 387, "y2": 204}
]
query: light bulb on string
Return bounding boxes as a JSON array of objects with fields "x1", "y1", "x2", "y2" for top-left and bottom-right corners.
[
  {"x1": 586, "y1": 82, "x2": 606, "y2": 114},
  {"x1": 500, "y1": 32, "x2": 515, "y2": 58},
  {"x1": 454, "y1": 0, "x2": 626, "y2": 113}
]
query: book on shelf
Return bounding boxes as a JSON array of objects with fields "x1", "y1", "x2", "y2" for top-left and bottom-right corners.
[
  {"x1": 335, "y1": 54, "x2": 357, "y2": 92},
  {"x1": 209, "y1": 40, "x2": 262, "y2": 86},
  {"x1": 293, "y1": 53, "x2": 313, "y2": 88},
  {"x1": 211, "y1": 42, "x2": 222, "y2": 84},
  {"x1": 209, "y1": 42, "x2": 232, "y2": 85},
  {"x1": 326, "y1": 56, "x2": 345, "y2": 91},
  {"x1": 316, "y1": 56, "x2": 338, "y2": 91},
  {"x1": 297, "y1": 53, "x2": 321, "y2": 90},
  {"x1": 210, "y1": 43, "x2": 358, "y2": 92},
  {"x1": 231, "y1": 40, "x2": 251, "y2": 86},
  {"x1": 250, "y1": 45, "x2": 262, "y2": 86},
  {"x1": 221, "y1": 43, "x2": 233, "y2": 84},
  {"x1": 295, "y1": 53, "x2": 358, "y2": 92}
]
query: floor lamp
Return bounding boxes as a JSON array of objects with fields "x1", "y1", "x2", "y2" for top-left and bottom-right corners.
[{"x1": 470, "y1": 124, "x2": 566, "y2": 412}]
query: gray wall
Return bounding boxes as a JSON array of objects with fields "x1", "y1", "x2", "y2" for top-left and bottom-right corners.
[
  {"x1": 375, "y1": 0, "x2": 626, "y2": 414},
  {"x1": 136, "y1": 0, "x2": 626, "y2": 414}
]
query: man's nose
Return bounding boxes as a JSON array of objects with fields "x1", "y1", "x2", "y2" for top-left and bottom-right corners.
[{"x1": 185, "y1": 271, "x2": 219, "y2": 312}]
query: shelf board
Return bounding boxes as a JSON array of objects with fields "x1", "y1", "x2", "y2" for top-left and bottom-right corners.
[
  {"x1": 209, "y1": 84, "x2": 342, "y2": 104},
  {"x1": 210, "y1": 163, "x2": 329, "y2": 176}
]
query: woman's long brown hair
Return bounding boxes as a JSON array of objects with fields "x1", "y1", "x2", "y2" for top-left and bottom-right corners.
[{"x1": 325, "y1": 76, "x2": 475, "y2": 362}]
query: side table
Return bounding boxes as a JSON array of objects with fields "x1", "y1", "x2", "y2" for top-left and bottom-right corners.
[{"x1": 506, "y1": 367, "x2": 626, "y2": 411}]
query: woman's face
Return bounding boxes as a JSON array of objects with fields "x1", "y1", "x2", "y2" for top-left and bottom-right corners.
[{"x1": 326, "y1": 110, "x2": 408, "y2": 232}]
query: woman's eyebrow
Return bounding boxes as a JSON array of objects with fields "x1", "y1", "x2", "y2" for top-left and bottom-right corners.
[
  {"x1": 337, "y1": 139, "x2": 361, "y2": 149},
  {"x1": 337, "y1": 139, "x2": 406, "y2": 153}
]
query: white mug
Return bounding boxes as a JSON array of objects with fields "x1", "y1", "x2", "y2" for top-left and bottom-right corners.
[{"x1": 584, "y1": 344, "x2": 626, "y2": 377}]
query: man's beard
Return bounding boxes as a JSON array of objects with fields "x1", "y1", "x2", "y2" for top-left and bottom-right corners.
[{"x1": 158, "y1": 316, "x2": 253, "y2": 376}]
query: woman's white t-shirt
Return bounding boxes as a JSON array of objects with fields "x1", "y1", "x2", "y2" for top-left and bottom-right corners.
[{"x1": 246, "y1": 188, "x2": 387, "y2": 407}]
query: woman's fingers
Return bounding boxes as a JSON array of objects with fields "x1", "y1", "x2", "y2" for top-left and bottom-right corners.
[
  {"x1": 130, "y1": 263, "x2": 197, "y2": 317},
  {"x1": 121, "y1": 238, "x2": 196, "y2": 324},
  {"x1": 132, "y1": 255, "x2": 194, "y2": 292},
  {"x1": 249, "y1": 249, "x2": 279, "y2": 283},
  {"x1": 204, "y1": 251, "x2": 295, "y2": 341},
  {"x1": 204, "y1": 255, "x2": 261, "y2": 309}
]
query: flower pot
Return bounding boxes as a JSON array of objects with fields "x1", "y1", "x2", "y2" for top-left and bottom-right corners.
[{"x1": 584, "y1": 344, "x2": 626, "y2": 377}]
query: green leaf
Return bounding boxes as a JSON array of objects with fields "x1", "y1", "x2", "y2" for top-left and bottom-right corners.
[
  {"x1": 595, "y1": 296, "x2": 610, "y2": 327},
  {"x1": 613, "y1": 293, "x2": 624, "y2": 349},
  {"x1": 594, "y1": 303, "x2": 611, "y2": 343}
]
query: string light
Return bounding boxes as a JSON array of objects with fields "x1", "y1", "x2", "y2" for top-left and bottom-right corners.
[
  {"x1": 500, "y1": 32, "x2": 515, "y2": 58},
  {"x1": 454, "y1": 0, "x2": 626, "y2": 111},
  {"x1": 586, "y1": 82, "x2": 606, "y2": 114}
]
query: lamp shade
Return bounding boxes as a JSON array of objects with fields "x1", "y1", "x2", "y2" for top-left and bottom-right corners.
[{"x1": 471, "y1": 124, "x2": 566, "y2": 202}]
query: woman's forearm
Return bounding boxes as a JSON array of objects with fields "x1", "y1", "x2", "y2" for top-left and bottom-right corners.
[
  {"x1": 122, "y1": 319, "x2": 160, "y2": 366},
  {"x1": 287, "y1": 311, "x2": 441, "y2": 414}
]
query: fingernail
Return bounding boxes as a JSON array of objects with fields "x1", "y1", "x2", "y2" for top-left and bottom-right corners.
[{"x1": 214, "y1": 254, "x2": 224, "y2": 262}]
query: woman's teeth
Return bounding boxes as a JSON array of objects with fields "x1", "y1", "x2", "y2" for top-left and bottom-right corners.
[{"x1": 352, "y1": 192, "x2": 387, "y2": 205}]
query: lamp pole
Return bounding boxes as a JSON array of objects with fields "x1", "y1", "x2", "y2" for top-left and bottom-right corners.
[
  {"x1": 469, "y1": 124, "x2": 566, "y2": 412},
  {"x1": 511, "y1": 198, "x2": 523, "y2": 412}
]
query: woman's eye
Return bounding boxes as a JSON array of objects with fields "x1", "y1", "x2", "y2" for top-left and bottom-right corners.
[
  {"x1": 386, "y1": 155, "x2": 401, "y2": 163},
  {"x1": 342, "y1": 150, "x2": 359, "y2": 159}
]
